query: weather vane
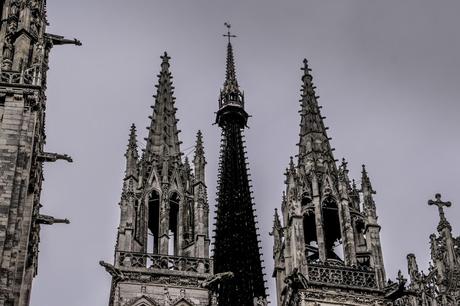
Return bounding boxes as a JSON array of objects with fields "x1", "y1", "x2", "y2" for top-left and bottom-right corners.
[{"x1": 223, "y1": 22, "x2": 237, "y2": 44}]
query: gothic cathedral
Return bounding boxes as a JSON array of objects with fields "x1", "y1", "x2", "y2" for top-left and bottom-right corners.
[{"x1": 0, "y1": 1, "x2": 458, "y2": 305}]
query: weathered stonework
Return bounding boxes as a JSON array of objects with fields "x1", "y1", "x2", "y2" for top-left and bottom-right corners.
[
  {"x1": 394, "y1": 194, "x2": 460, "y2": 306},
  {"x1": 101, "y1": 53, "x2": 212, "y2": 306},
  {"x1": 0, "y1": 1, "x2": 79, "y2": 306},
  {"x1": 272, "y1": 60, "x2": 398, "y2": 306}
]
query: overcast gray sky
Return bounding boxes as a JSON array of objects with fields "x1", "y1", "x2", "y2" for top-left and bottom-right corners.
[{"x1": 32, "y1": 1, "x2": 460, "y2": 305}]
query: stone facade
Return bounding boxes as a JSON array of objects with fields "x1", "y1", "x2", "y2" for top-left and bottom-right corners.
[
  {"x1": 101, "y1": 53, "x2": 212, "y2": 306},
  {"x1": 0, "y1": 1, "x2": 79, "y2": 306}
]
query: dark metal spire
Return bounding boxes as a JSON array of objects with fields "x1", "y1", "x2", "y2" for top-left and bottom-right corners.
[
  {"x1": 213, "y1": 24, "x2": 267, "y2": 305},
  {"x1": 222, "y1": 23, "x2": 239, "y2": 94},
  {"x1": 217, "y1": 24, "x2": 246, "y2": 125}
]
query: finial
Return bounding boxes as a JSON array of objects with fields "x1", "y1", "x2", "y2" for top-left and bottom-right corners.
[
  {"x1": 223, "y1": 22, "x2": 237, "y2": 44},
  {"x1": 302, "y1": 58, "x2": 309, "y2": 70},
  {"x1": 341, "y1": 158, "x2": 348, "y2": 171},
  {"x1": 160, "y1": 51, "x2": 171, "y2": 64},
  {"x1": 127, "y1": 123, "x2": 137, "y2": 151},
  {"x1": 428, "y1": 193, "x2": 452, "y2": 228}
]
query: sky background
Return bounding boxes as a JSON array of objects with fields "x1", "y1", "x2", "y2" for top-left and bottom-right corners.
[{"x1": 31, "y1": 1, "x2": 460, "y2": 305}]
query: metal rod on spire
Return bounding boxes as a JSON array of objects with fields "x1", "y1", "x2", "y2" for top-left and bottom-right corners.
[{"x1": 223, "y1": 22, "x2": 237, "y2": 44}]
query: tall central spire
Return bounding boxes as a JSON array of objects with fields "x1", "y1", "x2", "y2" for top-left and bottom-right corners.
[
  {"x1": 213, "y1": 24, "x2": 267, "y2": 305},
  {"x1": 223, "y1": 23, "x2": 239, "y2": 95},
  {"x1": 217, "y1": 23, "x2": 246, "y2": 125}
]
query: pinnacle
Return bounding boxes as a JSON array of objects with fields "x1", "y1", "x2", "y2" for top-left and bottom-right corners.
[
  {"x1": 127, "y1": 123, "x2": 137, "y2": 151},
  {"x1": 273, "y1": 209, "x2": 281, "y2": 227},
  {"x1": 223, "y1": 41, "x2": 240, "y2": 94},
  {"x1": 194, "y1": 130, "x2": 205, "y2": 158},
  {"x1": 361, "y1": 164, "x2": 376, "y2": 195}
]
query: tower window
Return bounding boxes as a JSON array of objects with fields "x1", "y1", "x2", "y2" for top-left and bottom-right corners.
[
  {"x1": 168, "y1": 192, "x2": 180, "y2": 255},
  {"x1": 322, "y1": 196, "x2": 342, "y2": 260},
  {"x1": 303, "y1": 211, "x2": 318, "y2": 261},
  {"x1": 147, "y1": 191, "x2": 160, "y2": 254}
]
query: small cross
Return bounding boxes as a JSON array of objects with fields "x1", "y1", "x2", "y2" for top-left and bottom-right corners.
[
  {"x1": 428, "y1": 193, "x2": 452, "y2": 222},
  {"x1": 223, "y1": 22, "x2": 237, "y2": 44}
]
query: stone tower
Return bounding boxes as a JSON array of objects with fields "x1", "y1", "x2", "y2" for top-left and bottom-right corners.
[
  {"x1": 0, "y1": 1, "x2": 79, "y2": 305},
  {"x1": 212, "y1": 25, "x2": 267, "y2": 306},
  {"x1": 100, "y1": 53, "x2": 212, "y2": 306},
  {"x1": 399, "y1": 194, "x2": 460, "y2": 306},
  {"x1": 272, "y1": 59, "x2": 391, "y2": 305}
]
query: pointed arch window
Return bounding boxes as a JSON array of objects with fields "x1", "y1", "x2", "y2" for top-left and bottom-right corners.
[
  {"x1": 168, "y1": 192, "x2": 180, "y2": 255},
  {"x1": 322, "y1": 196, "x2": 343, "y2": 260},
  {"x1": 148, "y1": 191, "x2": 160, "y2": 254},
  {"x1": 183, "y1": 198, "x2": 194, "y2": 246}
]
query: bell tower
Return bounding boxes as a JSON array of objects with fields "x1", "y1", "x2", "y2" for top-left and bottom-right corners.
[
  {"x1": 0, "y1": 1, "x2": 80, "y2": 305},
  {"x1": 272, "y1": 59, "x2": 391, "y2": 306},
  {"x1": 100, "y1": 53, "x2": 212, "y2": 306}
]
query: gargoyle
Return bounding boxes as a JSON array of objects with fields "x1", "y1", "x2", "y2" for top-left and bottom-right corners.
[
  {"x1": 99, "y1": 261, "x2": 126, "y2": 282},
  {"x1": 37, "y1": 152, "x2": 73, "y2": 163},
  {"x1": 200, "y1": 271, "x2": 234, "y2": 290},
  {"x1": 37, "y1": 214, "x2": 70, "y2": 225},
  {"x1": 45, "y1": 33, "x2": 82, "y2": 46}
]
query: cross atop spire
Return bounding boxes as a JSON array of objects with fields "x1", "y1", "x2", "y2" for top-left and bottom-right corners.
[
  {"x1": 216, "y1": 23, "x2": 247, "y2": 126},
  {"x1": 223, "y1": 22, "x2": 237, "y2": 44},
  {"x1": 428, "y1": 193, "x2": 452, "y2": 230}
]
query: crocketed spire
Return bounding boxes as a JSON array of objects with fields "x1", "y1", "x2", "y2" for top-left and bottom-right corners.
[
  {"x1": 144, "y1": 52, "x2": 182, "y2": 166},
  {"x1": 298, "y1": 59, "x2": 335, "y2": 172}
]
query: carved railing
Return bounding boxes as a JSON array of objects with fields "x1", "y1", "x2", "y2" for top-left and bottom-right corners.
[
  {"x1": 117, "y1": 251, "x2": 212, "y2": 274},
  {"x1": 307, "y1": 263, "x2": 378, "y2": 290},
  {"x1": 0, "y1": 67, "x2": 41, "y2": 86}
]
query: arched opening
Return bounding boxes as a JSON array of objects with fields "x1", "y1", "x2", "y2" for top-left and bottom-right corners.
[
  {"x1": 168, "y1": 192, "x2": 180, "y2": 255},
  {"x1": 354, "y1": 218, "x2": 371, "y2": 267},
  {"x1": 303, "y1": 211, "x2": 318, "y2": 261},
  {"x1": 183, "y1": 198, "x2": 194, "y2": 246},
  {"x1": 134, "y1": 199, "x2": 142, "y2": 244},
  {"x1": 322, "y1": 196, "x2": 342, "y2": 260},
  {"x1": 147, "y1": 191, "x2": 160, "y2": 254}
]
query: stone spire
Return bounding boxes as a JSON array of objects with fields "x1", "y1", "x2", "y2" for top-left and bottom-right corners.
[
  {"x1": 361, "y1": 165, "x2": 376, "y2": 213},
  {"x1": 428, "y1": 194, "x2": 457, "y2": 271},
  {"x1": 298, "y1": 59, "x2": 335, "y2": 172},
  {"x1": 213, "y1": 24, "x2": 267, "y2": 305},
  {"x1": 193, "y1": 130, "x2": 206, "y2": 184},
  {"x1": 144, "y1": 52, "x2": 182, "y2": 165},
  {"x1": 124, "y1": 124, "x2": 138, "y2": 180},
  {"x1": 360, "y1": 164, "x2": 386, "y2": 286}
]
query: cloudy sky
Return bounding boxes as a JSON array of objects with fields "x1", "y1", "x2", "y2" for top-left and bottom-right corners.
[{"x1": 32, "y1": 1, "x2": 460, "y2": 305}]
